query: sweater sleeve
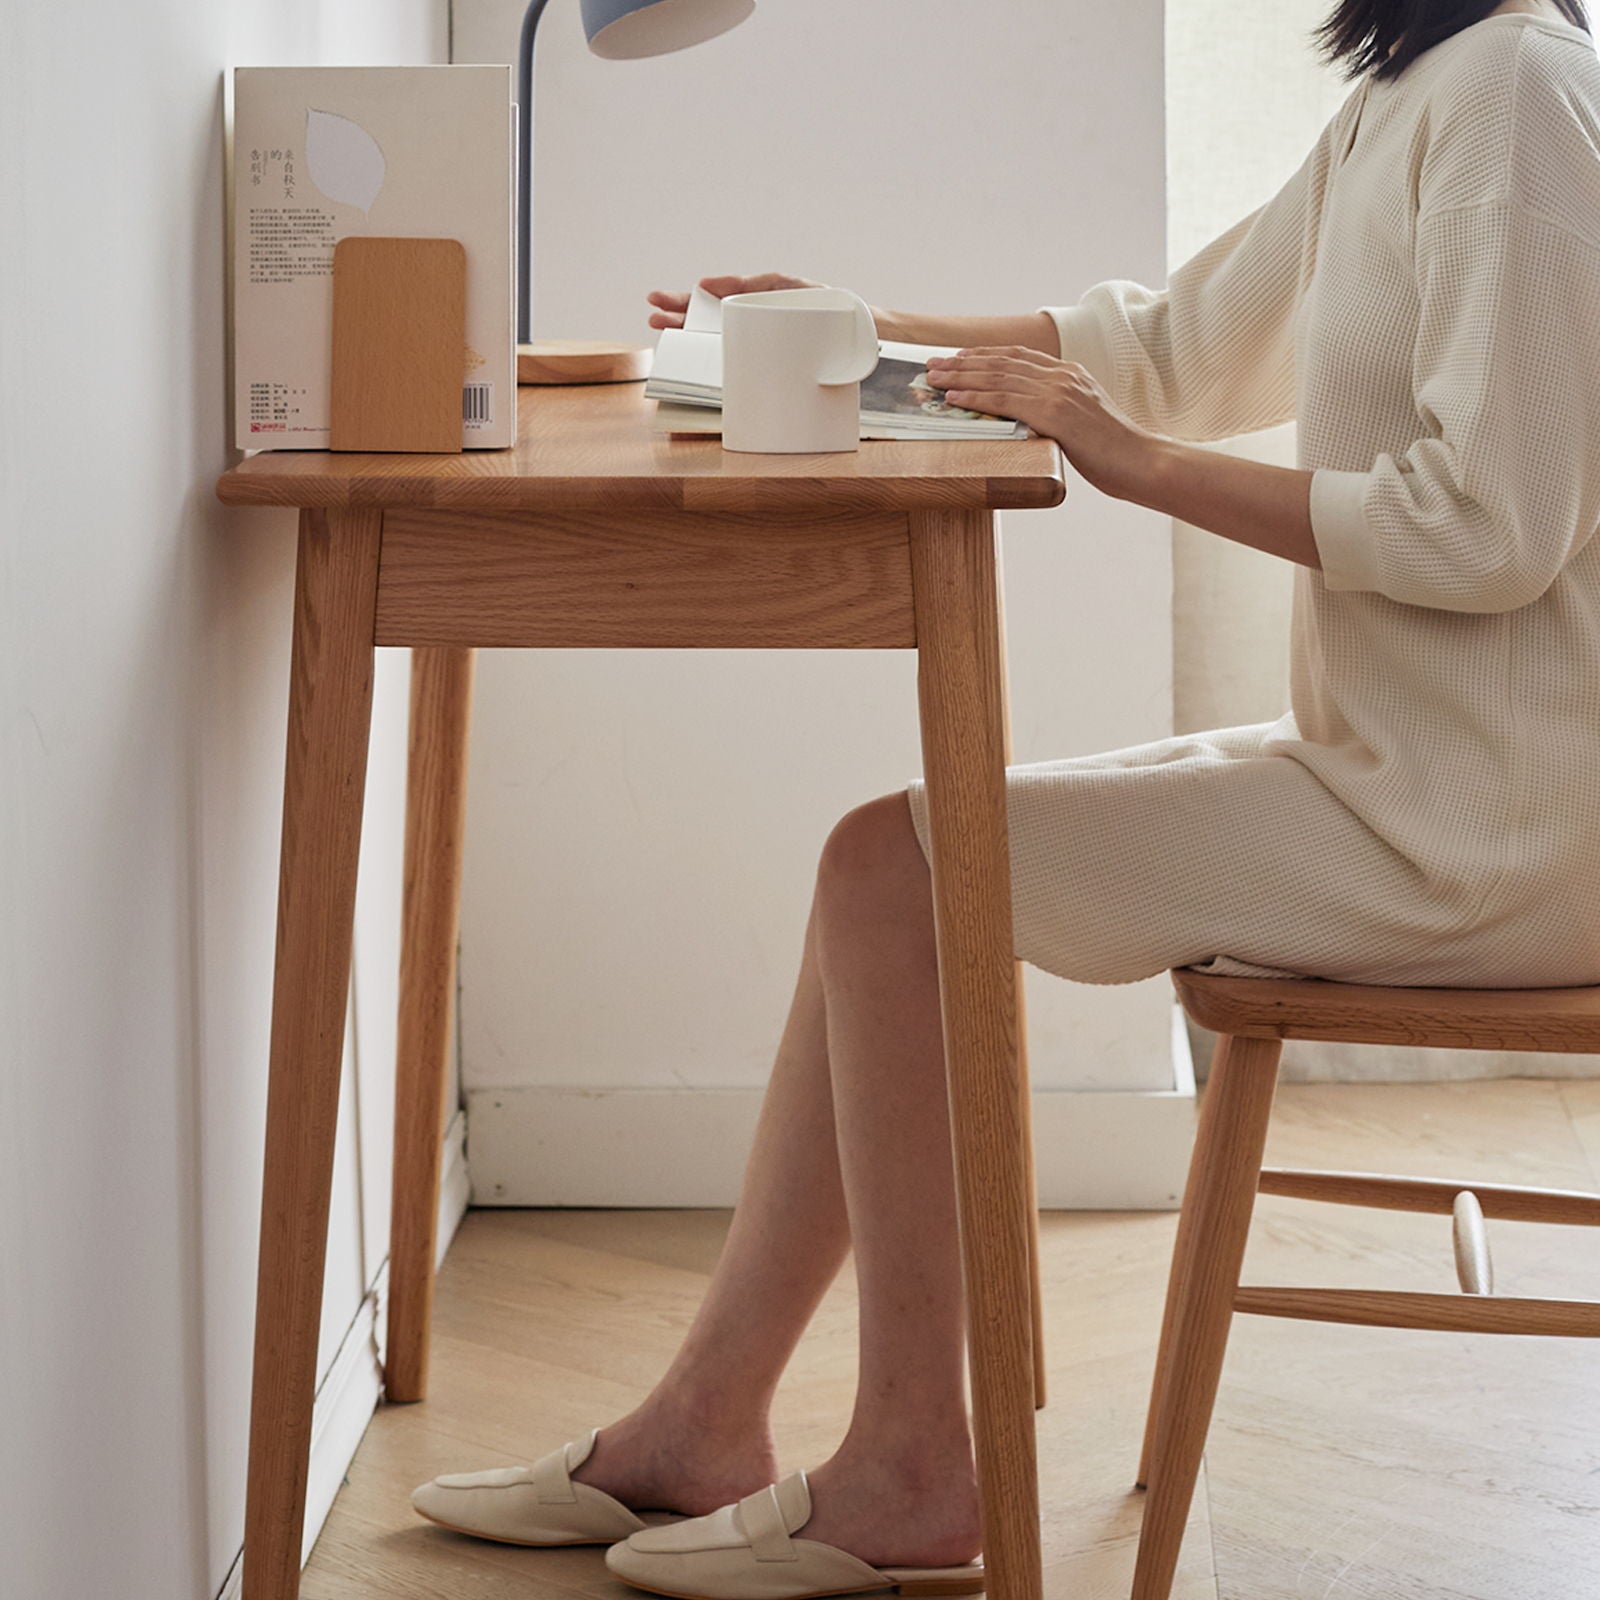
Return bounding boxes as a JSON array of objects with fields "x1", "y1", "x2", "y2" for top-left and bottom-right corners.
[
  {"x1": 1039, "y1": 107, "x2": 1347, "y2": 442},
  {"x1": 1310, "y1": 202, "x2": 1600, "y2": 613}
]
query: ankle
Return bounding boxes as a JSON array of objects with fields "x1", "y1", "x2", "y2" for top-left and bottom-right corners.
[
  {"x1": 636, "y1": 1377, "x2": 774, "y2": 1448},
  {"x1": 803, "y1": 1445, "x2": 982, "y2": 1568},
  {"x1": 822, "y1": 1425, "x2": 977, "y2": 1495},
  {"x1": 575, "y1": 1395, "x2": 780, "y2": 1517},
  {"x1": 836, "y1": 1410, "x2": 974, "y2": 1467}
]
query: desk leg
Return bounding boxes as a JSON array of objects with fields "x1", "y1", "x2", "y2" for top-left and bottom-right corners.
[
  {"x1": 386, "y1": 646, "x2": 475, "y2": 1403},
  {"x1": 993, "y1": 543, "x2": 1047, "y2": 1411},
  {"x1": 244, "y1": 509, "x2": 382, "y2": 1600},
  {"x1": 909, "y1": 510, "x2": 1041, "y2": 1600}
]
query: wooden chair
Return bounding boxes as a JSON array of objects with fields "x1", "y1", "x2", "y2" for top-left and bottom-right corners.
[{"x1": 1129, "y1": 967, "x2": 1600, "y2": 1600}]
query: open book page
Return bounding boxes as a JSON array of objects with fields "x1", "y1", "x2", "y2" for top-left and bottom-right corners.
[{"x1": 645, "y1": 286, "x2": 1027, "y2": 441}]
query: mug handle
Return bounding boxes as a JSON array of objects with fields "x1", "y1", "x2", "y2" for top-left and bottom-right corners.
[{"x1": 817, "y1": 290, "x2": 881, "y2": 386}]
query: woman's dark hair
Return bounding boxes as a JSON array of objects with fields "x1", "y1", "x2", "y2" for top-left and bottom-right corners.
[{"x1": 1317, "y1": 1, "x2": 1591, "y2": 80}]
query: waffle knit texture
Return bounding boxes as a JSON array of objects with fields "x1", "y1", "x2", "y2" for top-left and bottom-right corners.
[{"x1": 908, "y1": 14, "x2": 1600, "y2": 987}]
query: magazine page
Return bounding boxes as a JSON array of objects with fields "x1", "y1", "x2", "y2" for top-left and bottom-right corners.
[{"x1": 861, "y1": 348, "x2": 1025, "y2": 437}]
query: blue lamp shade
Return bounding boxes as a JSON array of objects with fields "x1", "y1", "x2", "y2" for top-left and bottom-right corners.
[{"x1": 581, "y1": 0, "x2": 755, "y2": 60}]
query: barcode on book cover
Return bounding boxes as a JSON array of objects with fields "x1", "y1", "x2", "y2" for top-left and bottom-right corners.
[{"x1": 463, "y1": 382, "x2": 494, "y2": 430}]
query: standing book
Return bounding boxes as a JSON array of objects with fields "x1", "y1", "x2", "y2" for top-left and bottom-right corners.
[{"x1": 229, "y1": 65, "x2": 515, "y2": 451}]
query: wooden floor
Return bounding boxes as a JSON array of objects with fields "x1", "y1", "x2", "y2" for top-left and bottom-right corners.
[{"x1": 304, "y1": 1079, "x2": 1600, "y2": 1600}]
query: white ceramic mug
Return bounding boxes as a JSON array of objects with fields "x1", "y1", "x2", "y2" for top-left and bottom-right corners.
[{"x1": 720, "y1": 287, "x2": 880, "y2": 454}]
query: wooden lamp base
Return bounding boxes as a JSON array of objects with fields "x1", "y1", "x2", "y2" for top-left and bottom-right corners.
[{"x1": 518, "y1": 340, "x2": 653, "y2": 385}]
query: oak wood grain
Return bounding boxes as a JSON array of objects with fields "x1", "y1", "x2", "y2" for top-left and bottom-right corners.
[
  {"x1": 330, "y1": 239, "x2": 466, "y2": 454},
  {"x1": 1258, "y1": 1166, "x2": 1600, "y2": 1225},
  {"x1": 517, "y1": 340, "x2": 653, "y2": 385},
  {"x1": 908, "y1": 509, "x2": 1040, "y2": 1600},
  {"x1": 1173, "y1": 968, "x2": 1600, "y2": 1052},
  {"x1": 1132, "y1": 1035, "x2": 1281, "y2": 1600},
  {"x1": 993, "y1": 539, "x2": 1047, "y2": 1411},
  {"x1": 244, "y1": 508, "x2": 382, "y2": 1600},
  {"x1": 216, "y1": 379, "x2": 1067, "y2": 513},
  {"x1": 1233, "y1": 1286, "x2": 1600, "y2": 1336},
  {"x1": 223, "y1": 406, "x2": 1058, "y2": 1600},
  {"x1": 386, "y1": 646, "x2": 475, "y2": 1404},
  {"x1": 373, "y1": 507, "x2": 916, "y2": 649}
]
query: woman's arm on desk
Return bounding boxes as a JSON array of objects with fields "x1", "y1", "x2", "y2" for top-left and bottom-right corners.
[
  {"x1": 873, "y1": 307, "x2": 1059, "y2": 353},
  {"x1": 926, "y1": 347, "x2": 1320, "y2": 570},
  {"x1": 646, "y1": 274, "x2": 1060, "y2": 354}
]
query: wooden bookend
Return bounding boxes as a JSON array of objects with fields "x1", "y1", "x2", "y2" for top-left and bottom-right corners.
[{"x1": 331, "y1": 237, "x2": 466, "y2": 453}]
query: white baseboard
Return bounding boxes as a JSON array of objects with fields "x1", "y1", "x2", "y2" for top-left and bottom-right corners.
[
  {"x1": 303, "y1": 1285, "x2": 387, "y2": 1566},
  {"x1": 1034, "y1": 1009, "x2": 1196, "y2": 1209},
  {"x1": 213, "y1": 1110, "x2": 472, "y2": 1600},
  {"x1": 212, "y1": 1280, "x2": 385, "y2": 1600},
  {"x1": 466, "y1": 1011, "x2": 1196, "y2": 1212}
]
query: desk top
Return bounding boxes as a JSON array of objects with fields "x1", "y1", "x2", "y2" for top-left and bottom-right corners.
[{"x1": 216, "y1": 380, "x2": 1067, "y2": 514}]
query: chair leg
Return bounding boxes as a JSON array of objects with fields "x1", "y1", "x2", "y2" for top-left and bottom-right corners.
[
  {"x1": 243, "y1": 510, "x2": 381, "y2": 1600},
  {"x1": 1136, "y1": 1126, "x2": 1204, "y2": 1490},
  {"x1": 1131, "y1": 1032, "x2": 1281, "y2": 1600},
  {"x1": 385, "y1": 646, "x2": 475, "y2": 1403}
]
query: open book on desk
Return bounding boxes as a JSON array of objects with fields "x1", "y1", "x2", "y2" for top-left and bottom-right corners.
[{"x1": 645, "y1": 286, "x2": 1028, "y2": 442}]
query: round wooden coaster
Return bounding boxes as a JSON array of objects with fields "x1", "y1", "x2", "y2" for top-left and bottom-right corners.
[{"x1": 517, "y1": 340, "x2": 654, "y2": 385}]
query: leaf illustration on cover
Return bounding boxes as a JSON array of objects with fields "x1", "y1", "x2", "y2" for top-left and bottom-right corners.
[{"x1": 305, "y1": 107, "x2": 386, "y2": 215}]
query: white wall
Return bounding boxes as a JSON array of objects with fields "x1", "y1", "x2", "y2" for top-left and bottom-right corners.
[
  {"x1": 0, "y1": 4, "x2": 446, "y2": 1598},
  {"x1": 451, "y1": 0, "x2": 1184, "y2": 1204},
  {"x1": 1166, "y1": 0, "x2": 1350, "y2": 739}
]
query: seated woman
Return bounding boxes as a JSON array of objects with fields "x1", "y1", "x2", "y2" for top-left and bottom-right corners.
[{"x1": 413, "y1": 2, "x2": 1600, "y2": 1595}]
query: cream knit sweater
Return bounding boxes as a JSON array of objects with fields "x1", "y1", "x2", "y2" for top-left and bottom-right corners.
[{"x1": 909, "y1": 13, "x2": 1600, "y2": 987}]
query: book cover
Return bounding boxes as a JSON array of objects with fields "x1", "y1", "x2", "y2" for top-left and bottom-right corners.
[{"x1": 230, "y1": 66, "x2": 515, "y2": 451}]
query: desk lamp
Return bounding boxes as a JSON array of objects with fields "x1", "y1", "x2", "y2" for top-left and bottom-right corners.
[{"x1": 516, "y1": 0, "x2": 755, "y2": 384}]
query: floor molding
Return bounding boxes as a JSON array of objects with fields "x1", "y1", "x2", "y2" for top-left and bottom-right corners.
[
  {"x1": 213, "y1": 1110, "x2": 471, "y2": 1600},
  {"x1": 466, "y1": 1011, "x2": 1196, "y2": 1211}
]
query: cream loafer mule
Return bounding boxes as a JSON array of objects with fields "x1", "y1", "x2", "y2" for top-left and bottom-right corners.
[
  {"x1": 412, "y1": 1428, "x2": 676, "y2": 1546},
  {"x1": 605, "y1": 1471, "x2": 985, "y2": 1600}
]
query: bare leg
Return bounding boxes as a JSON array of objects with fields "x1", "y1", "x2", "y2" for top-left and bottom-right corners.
[
  {"x1": 800, "y1": 794, "x2": 980, "y2": 1568},
  {"x1": 578, "y1": 794, "x2": 980, "y2": 1565},
  {"x1": 575, "y1": 904, "x2": 854, "y2": 1514}
]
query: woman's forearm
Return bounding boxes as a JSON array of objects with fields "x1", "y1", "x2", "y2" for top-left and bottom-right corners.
[
  {"x1": 917, "y1": 344, "x2": 1323, "y2": 573},
  {"x1": 872, "y1": 307, "x2": 1061, "y2": 355},
  {"x1": 1136, "y1": 440, "x2": 1322, "y2": 570}
]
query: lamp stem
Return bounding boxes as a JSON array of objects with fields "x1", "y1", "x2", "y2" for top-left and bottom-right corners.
[{"x1": 518, "y1": 0, "x2": 555, "y2": 344}]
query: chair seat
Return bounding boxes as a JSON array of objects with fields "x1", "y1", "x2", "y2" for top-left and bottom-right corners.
[{"x1": 1172, "y1": 968, "x2": 1600, "y2": 1053}]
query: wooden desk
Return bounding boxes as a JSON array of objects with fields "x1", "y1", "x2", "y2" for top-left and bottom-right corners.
[{"x1": 217, "y1": 381, "x2": 1066, "y2": 1600}]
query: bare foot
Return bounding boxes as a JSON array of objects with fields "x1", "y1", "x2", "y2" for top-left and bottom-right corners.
[
  {"x1": 572, "y1": 1399, "x2": 780, "y2": 1517},
  {"x1": 798, "y1": 1447, "x2": 983, "y2": 1568}
]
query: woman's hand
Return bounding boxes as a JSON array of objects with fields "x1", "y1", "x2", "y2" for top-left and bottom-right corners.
[
  {"x1": 927, "y1": 346, "x2": 1323, "y2": 569},
  {"x1": 924, "y1": 347, "x2": 1163, "y2": 501},
  {"x1": 646, "y1": 273, "x2": 821, "y2": 331}
]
